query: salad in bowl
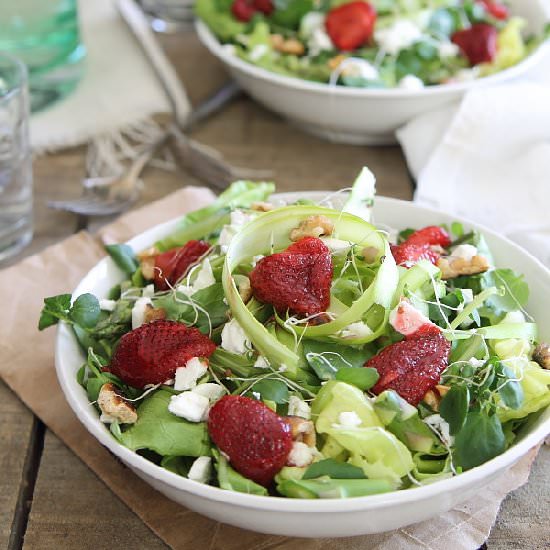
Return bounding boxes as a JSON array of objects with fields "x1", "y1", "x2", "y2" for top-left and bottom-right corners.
[
  {"x1": 40, "y1": 168, "x2": 550, "y2": 505},
  {"x1": 196, "y1": 0, "x2": 550, "y2": 89}
]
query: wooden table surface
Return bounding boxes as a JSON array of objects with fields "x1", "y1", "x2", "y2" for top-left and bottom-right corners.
[{"x1": 1, "y1": 30, "x2": 548, "y2": 550}]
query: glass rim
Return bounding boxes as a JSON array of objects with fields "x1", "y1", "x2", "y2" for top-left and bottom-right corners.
[{"x1": 0, "y1": 51, "x2": 28, "y2": 102}]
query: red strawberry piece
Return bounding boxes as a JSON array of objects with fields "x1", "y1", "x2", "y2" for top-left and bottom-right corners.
[
  {"x1": 253, "y1": 0, "x2": 273, "y2": 15},
  {"x1": 367, "y1": 323, "x2": 451, "y2": 406},
  {"x1": 249, "y1": 237, "x2": 333, "y2": 317},
  {"x1": 405, "y1": 225, "x2": 451, "y2": 248},
  {"x1": 154, "y1": 240, "x2": 211, "y2": 291},
  {"x1": 452, "y1": 23, "x2": 498, "y2": 66},
  {"x1": 109, "y1": 320, "x2": 216, "y2": 388},
  {"x1": 208, "y1": 395, "x2": 293, "y2": 486},
  {"x1": 326, "y1": 1, "x2": 377, "y2": 51},
  {"x1": 390, "y1": 242, "x2": 440, "y2": 268},
  {"x1": 480, "y1": 0, "x2": 509, "y2": 20},
  {"x1": 232, "y1": 0, "x2": 257, "y2": 22}
]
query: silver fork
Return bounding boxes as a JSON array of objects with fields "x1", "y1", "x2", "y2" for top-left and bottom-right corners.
[{"x1": 47, "y1": 82, "x2": 243, "y2": 216}]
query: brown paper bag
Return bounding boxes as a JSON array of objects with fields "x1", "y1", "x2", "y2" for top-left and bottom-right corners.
[{"x1": 0, "y1": 186, "x2": 539, "y2": 550}]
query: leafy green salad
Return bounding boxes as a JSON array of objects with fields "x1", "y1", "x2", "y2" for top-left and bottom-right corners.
[
  {"x1": 197, "y1": 0, "x2": 550, "y2": 89},
  {"x1": 40, "y1": 168, "x2": 550, "y2": 498}
]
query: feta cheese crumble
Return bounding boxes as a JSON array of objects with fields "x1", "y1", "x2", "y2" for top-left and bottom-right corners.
[
  {"x1": 450, "y1": 244, "x2": 478, "y2": 261},
  {"x1": 221, "y1": 318, "x2": 252, "y2": 354},
  {"x1": 177, "y1": 259, "x2": 216, "y2": 296},
  {"x1": 338, "y1": 58, "x2": 379, "y2": 81},
  {"x1": 288, "y1": 396, "x2": 311, "y2": 419},
  {"x1": 424, "y1": 414, "x2": 453, "y2": 446},
  {"x1": 174, "y1": 357, "x2": 208, "y2": 391},
  {"x1": 131, "y1": 296, "x2": 153, "y2": 329},
  {"x1": 390, "y1": 299, "x2": 430, "y2": 336},
  {"x1": 192, "y1": 383, "x2": 226, "y2": 402},
  {"x1": 188, "y1": 456, "x2": 212, "y2": 484},
  {"x1": 168, "y1": 392, "x2": 210, "y2": 422},
  {"x1": 287, "y1": 441, "x2": 316, "y2": 467},
  {"x1": 99, "y1": 299, "x2": 117, "y2": 312},
  {"x1": 398, "y1": 74, "x2": 425, "y2": 90},
  {"x1": 375, "y1": 20, "x2": 423, "y2": 56},
  {"x1": 218, "y1": 210, "x2": 256, "y2": 252}
]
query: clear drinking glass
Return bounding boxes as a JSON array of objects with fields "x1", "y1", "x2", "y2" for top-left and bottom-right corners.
[
  {"x1": 0, "y1": 0, "x2": 85, "y2": 113},
  {"x1": 0, "y1": 53, "x2": 33, "y2": 261},
  {"x1": 137, "y1": 0, "x2": 195, "y2": 32}
]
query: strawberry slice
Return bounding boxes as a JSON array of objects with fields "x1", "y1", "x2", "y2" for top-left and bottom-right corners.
[
  {"x1": 367, "y1": 324, "x2": 451, "y2": 406},
  {"x1": 109, "y1": 320, "x2": 216, "y2": 388},
  {"x1": 326, "y1": 1, "x2": 377, "y2": 51},
  {"x1": 390, "y1": 242, "x2": 440, "y2": 268},
  {"x1": 253, "y1": 0, "x2": 273, "y2": 15},
  {"x1": 231, "y1": 0, "x2": 256, "y2": 22},
  {"x1": 154, "y1": 240, "x2": 211, "y2": 291},
  {"x1": 452, "y1": 23, "x2": 498, "y2": 66},
  {"x1": 208, "y1": 395, "x2": 293, "y2": 486},
  {"x1": 405, "y1": 225, "x2": 451, "y2": 248},
  {"x1": 480, "y1": 0, "x2": 509, "y2": 20},
  {"x1": 249, "y1": 237, "x2": 333, "y2": 317}
]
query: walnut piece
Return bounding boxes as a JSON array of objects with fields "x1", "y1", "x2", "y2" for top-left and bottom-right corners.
[
  {"x1": 423, "y1": 389, "x2": 441, "y2": 412},
  {"x1": 98, "y1": 383, "x2": 137, "y2": 424},
  {"x1": 238, "y1": 277, "x2": 252, "y2": 303},
  {"x1": 290, "y1": 215, "x2": 334, "y2": 241},
  {"x1": 328, "y1": 55, "x2": 347, "y2": 71},
  {"x1": 251, "y1": 201, "x2": 273, "y2": 212},
  {"x1": 138, "y1": 246, "x2": 158, "y2": 280},
  {"x1": 437, "y1": 254, "x2": 490, "y2": 280},
  {"x1": 270, "y1": 34, "x2": 305, "y2": 56},
  {"x1": 435, "y1": 384, "x2": 451, "y2": 397},
  {"x1": 144, "y1": 304, "x2": 166, "y2": 323},
  {"x1": 285, "y1": 416, "x2": 316, "y2": 448},
  {"x1": 533, "y1": 343, "x2": 550, "y2": 369}
]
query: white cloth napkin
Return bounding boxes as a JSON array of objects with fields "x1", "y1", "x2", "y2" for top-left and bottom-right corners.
[
  {"x1": 398, "y1": 35, "x2": 550, "y2": 267},
  {"x1": 30, "y1": 0, "x2": 189, "y2": 168}
]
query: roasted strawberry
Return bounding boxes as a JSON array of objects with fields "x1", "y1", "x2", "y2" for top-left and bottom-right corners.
[
  {"x1": 109, "y1": 320, "x2": 216, "y2": 388},
  {"x1": 390, "y1": 242, "x2": 440, "y2": 268},
  {"x1": 326, "y1": 1, "x2": 377, "y2": 51},
  {"x1": 405, "y1": 225, "x2": 451, "y2": 248},
  {"x1": 368, "y1": 323, "x2": 451, "y2": 406},
  {"x1": 249, "y1": 237, "x2": 333, "y2": 317},
  {"x1": 154, "y1": 240, "x2": 211, "y2": 291},
  {"x1": 480, "y1": 0, "x2": 509, "y2": 20},
  {"x1": 452, "y1": 23, "x2": 498, "y2": 66},
  {"x1": 253, "y1": 0, "x2": 273, "y2": 15},
  {"x1": 208, "y1": 395, "x2": 293, "y2": 486},
  {"x1": 231, "y1": 0, "x2": 256, "y2": 22}
]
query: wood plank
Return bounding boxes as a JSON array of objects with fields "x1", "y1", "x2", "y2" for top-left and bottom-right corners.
[
  {"x1": 0, "y1": 382, "x2": 36, "y2": 548},
  {"x1": 23, "y1": 431, "x2": 167, "y2": 550}
]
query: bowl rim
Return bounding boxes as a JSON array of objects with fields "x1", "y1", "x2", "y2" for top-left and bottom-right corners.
[
  {"x1": 195, "y1": 19, "x2": 550, "y2": 99},
  {"x1": 55, "y1": 194, "x2": 550, "y2": 513}
]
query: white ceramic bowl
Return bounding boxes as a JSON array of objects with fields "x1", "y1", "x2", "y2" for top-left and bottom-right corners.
[
  {"x1": 55, "y1": 194, "x2": 550, "y2": 537},
  {"x1": 196, "y1": 0, "x2": 550, "y2": 144}
]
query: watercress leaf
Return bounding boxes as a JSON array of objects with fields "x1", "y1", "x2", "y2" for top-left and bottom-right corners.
[
  {"x1": 250, "y1": 379, "x2": 289, "y2": 404},
  {"x1": 335, "y1": 367, "x2": 379, "y2": 391},
  {"x1": 214, "y1": 449, "x2": 268, "y2": 495},
  {"x1": 86, "y1": 377, "x2": 106, "y2": 402},
  {"x1": 428, "y1": 8, "x2": 456, "y2": 37},
  {"x1": 454, "y1": 412, "x2": 506, "y2": 470},
  {"x1": 439, "y1": 385, "x2": 469, "y2": 435},
  {"x1": 303, "y1": 458, "x2": 366, "y2": 480},
  {"x1": 161, "y1": 456, "x2": 193, "y2": 477},
  {"x1": 38, "y1": 293, "x2": 72, "y2": 329},
  {"x1": 105, "y1": 244, "x2": 139, "y2": 275},
  {"x1": 70, "y1": 293, "x2": 101, "y2": 328},
  {"x1": 118, "y1": 390, "x2": 211, "y2": 456},
  {"x1": 481, "y1": 269, "x2": 529, "y2": 315},
  {"x1": 498, "y1": 366, "x2": 524, "y2": 410}
]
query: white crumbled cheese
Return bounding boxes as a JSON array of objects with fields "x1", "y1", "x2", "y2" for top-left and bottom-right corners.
[
  {"x1": 192, "y1": 383, "x2": 226, "y2": 402},
  {"x1": 252, "y1": 254, "x2": 264, "y2": 267},
  {"x1": 250, "y1": 44, "x2": 268, "y2": 62},
  {"x1": 461, "y1": 288, "x2": 474, "y2": 304},
  {"x1": 168, "y1": 392, "x2": 210, "y2": 422},
  {"x1": 142, "y1": 284, "x2": 155, "y2": 298},
  {"x1": 321, "y1": 237, "x2": 352, "y2": 254},
  {"x1": 502, "y1": 311, "x2": 526, "y2": 324},
  {"x1": 390, "y1": 299, "x2": 431, "y2": 336},
  {"x1": 468, "y1": 357, "x2": 486, "y2": 369},
  {"x1": 279, "y1": 365, "x2": 288, "y2": 373},
  {"x1": 340, "y1": 322, "x2": 373, "y2": 339},
  {"x1": 193, "y1": 259, "x2": 216, "y2": 292},
  {"x1": 222, "y1": 44, "x2": 236, "y2": 56},
  {"x1": 338, "y1": 411, "x2": 362, "y2": 428},
  {"x1": 254, "y1": 355, "x2": 270, "y2": 369},
  {"x1": 339, "y1": 58, "x2": 379, "y2": 81},
  {"x1": 288, "y1": 396, "x2": 311, "y2": 419},
  {"x1": 398, "y1": 74, "x2": 425, "y2": 90},
  {"x1": 218, "y1": 210, "x2": 256, "y2": 252},
  {"x1": 287, "y1": 441, "x2": 315, "y2": 467},
  {"x1": 438, "y1": 41, "x2": 460, "y2": 58},
  {"x1": 252, "y1": 391, "x2": 261, "y2": 400},
  {"x1": 188, "y1": 456, "x2": 212, "y2": 484},
  {"x1": 300, "y1": 11, "x2": 325, "y2": 38},
  {"x1": 451, "y1": 244, "x2": 478, "y2": 261},
  {"x1": 99, "y1": 299, "x2": 117, "y2": 312},
  {"x1": 424, "y1": 414, "x2": 453, "y2": 446},
  {"x1": 308, "y1": 27, "x2": 334, "y2": 57},
  {"x1": 221, "y1": 318, "x2": 251, "y2": 354},
  {"x1": 174, "y1": 357, "x2": 208, "y2": 391},
  {"x1": 374, "y1": 20, "x2": 423, "y2": 56},
  {"x1": 131, "y1": 296, "x2": 153, "y2": 329}
]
